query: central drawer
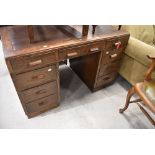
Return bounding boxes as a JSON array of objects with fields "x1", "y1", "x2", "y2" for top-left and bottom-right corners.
[
  {"x1": 20, "y1": 81, "x2": 57, "y2": 103},
  {"x1": 14, "y1": 65, "x2": 57, "y2": 91},
  {"x1": 58, "y1": 42, "x2": 105, "y2": 61}
]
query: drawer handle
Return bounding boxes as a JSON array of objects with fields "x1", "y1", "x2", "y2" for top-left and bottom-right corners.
[
  {"x1": 67, "y1": 52, "x2": 78, "y2": 58},
  {"x1": 90, "y1": 47, "x2": 100, "y2": 52},
  {"x1": 103, "y1": 77, "x2": 110, "y2": 81},
  {"x1": 29, "y1": 60, "x2": 42, "y2": 66},
  {"x1": 114, "y1": 41, "x2": 121, "y2": 49},
  {"x1": 106, "y1": 51, "x2": 109, "y2": 55},
  {"x1": 110, "y1": 54, "x2": 118, "y2": 58},
  {"x1": 32, "y1": 74, "x2": 45, "y2": 80},
  {"x1": 38, "y1": 101, "x2": 47, "y2": 106},
  {"x1": 36, "y1": 89, "x2": 46, "y2": 95}
]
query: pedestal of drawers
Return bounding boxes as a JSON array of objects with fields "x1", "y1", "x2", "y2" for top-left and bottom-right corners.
[{"x1": 9, "y1": 51, "x2": 60, "y2": 118}]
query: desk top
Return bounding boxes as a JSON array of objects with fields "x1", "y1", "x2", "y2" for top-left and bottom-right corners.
[{"x1": 1, "y1": 25, "x2": 129, "y2": 59}]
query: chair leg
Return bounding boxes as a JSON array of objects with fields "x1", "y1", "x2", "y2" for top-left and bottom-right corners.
[
  {"x1": 137, "y1": 103, "x2": 155, "y2": 126},
  {"x1": 119, "y1": 87, "x2": 135, "y2": 113}
]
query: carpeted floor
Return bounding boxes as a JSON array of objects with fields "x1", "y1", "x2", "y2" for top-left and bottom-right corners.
[{"x1": 0, "y1": 41, "x2": 154, "y2": 129}]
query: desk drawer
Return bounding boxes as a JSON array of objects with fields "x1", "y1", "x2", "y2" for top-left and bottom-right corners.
[
  {"x1": 58, "y1": 42, "x2": 105, "y2": 61},
  {"x1": 101, "y1": 48, "x2": 124, "y2": 64},
  {"x1": 101, "y1": 37, "x2": 128, "y2": 64},
  {"x1": 20, "y1": 81, "x2": 57, "y2": 103},
  {"x1": 26, "y1": 94, "x2": 58, "y2": 116},
  {"x1": 96, "y1": 72, "x2": 117, "y2": 88},
  {"x1": 106, "y1": 36, "x2": 128, "y2": 51},
  {"x1": 10, "y1": 51, "x2": 57, "y2": 73},
  {"x1": 99, "y1": 60, "x2": 120, "y2": 77},
  {"x1": 14, "y1": 65, "x2": 57, "y2": 91}
]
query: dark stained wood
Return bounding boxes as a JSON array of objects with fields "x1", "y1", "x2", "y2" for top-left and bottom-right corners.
[
  {"x1": 14, "y1": 65, "x2": 57, "y2": 91},
  {"x1": 82, "y1": 25, "x2": 89, "y2": 36},
  {"x1": 26, "y1": 94, "x2": 58, "y2": 118},
  {"x1": 1, "y1": 25, "x2": 129, "y2": 58},
  {"x1": 58, "y1": 41, "x2": 105, "y2": 61},
  {"x1": 27, "y1": 25, "x2": 34, "y2": 43},
  {"x1": 20, "y1": 81, "x2": 57, "y2": 104},
  {"x1": 70, "y1": 35, "x2": 129, "y2": 91},
  {"x1": 1, "y1": 25, "x2": 130, "y2": 118},
  {"x1": 95, "y1": 72, "x2": 118, "y2": 89},
  {"x1": 70, "y1": 52, "x2": 101, "y2": 90},
  {"x1": 10, "y1": 50, "x2": 57, "y2": 74},
  {"x1": 98, "y1": 60, "x2": 121, "y2": 77}
]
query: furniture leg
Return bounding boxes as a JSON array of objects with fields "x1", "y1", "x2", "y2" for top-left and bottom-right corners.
[
  {"x1": 82, "y1": 25, "x2": 89, "y2": 36},
  {"x1": 27, "y1": 25, "x2": 34, "y2": 43},
  {"x1": 137, "y1": 103, "x2": 155, "y2": 126},
  {"x1": 119, "y1": 87, "x2": 135, "y2": 113}
]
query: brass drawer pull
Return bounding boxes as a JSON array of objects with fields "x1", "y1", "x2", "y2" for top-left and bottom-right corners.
[
  {"x1": 36, "y1": 89, "x2": 46, "y2": 95},
  {"x1": 32, "y1": 74, "x2": 45, "y2": 80},
  {"x1": 38, "y1": 101, "x2": 47, "y2": 106},
  {"x1": 29, "y1": 59, "x2": 42, "y2": 66},
  {"x1": 90, "y1": 47, "x2": 100, "y2": 52},
  {"x1": 67, "y1": 52, "x2": 78, "y2": 58},
  {"x1": 110, "y1": 54, "x2": 118, "y2": 58},
  {"x1": 102, "y1": 77, "x2": 110, "y2": 81},
  {"x1": 106, "y1": 51, "x2": 109, "y2": 55}
]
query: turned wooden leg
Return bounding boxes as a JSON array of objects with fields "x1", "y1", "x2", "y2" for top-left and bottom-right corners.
[
  {"x1": 82, "y1": 25, "x2": 89, "y2": 36},
  {"x1": 27, "y1": 25, "x2": 34, "y2": 43},
  {"x1": 137, "y1": 103, "x2": 155, "y2": 126},
  {"x1": 119, "y1": 86, "x2": 135, "y2": 113}
]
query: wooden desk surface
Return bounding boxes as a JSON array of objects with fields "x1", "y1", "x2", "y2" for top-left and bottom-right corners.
[{"x1": 1, "y1": 25, "x2": 129, "y2": 59}]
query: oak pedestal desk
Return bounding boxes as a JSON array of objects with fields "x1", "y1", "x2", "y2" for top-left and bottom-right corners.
[{"x1": 1, "y1": 26, "x2": 130, "y2": 118}]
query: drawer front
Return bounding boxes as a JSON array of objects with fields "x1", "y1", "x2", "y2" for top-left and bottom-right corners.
[
  {"x1": 20, "y1": 81, "x2": 57, "y2": 103},
  {"x1": 10, "y1": 51, "x2": 57, "y2": 73},
  {"x1": 14, "y1": 65, "x2": 57, "y2": 91},
  {"x1": 25, "y1": 94, "x2": 58, "y2": 115},
  {"x1": 96, "y1": 72, "x2": 117, "y2": 88},
  {"x1": 106, "y1": 36, "x2": 128, "y2": 51},
  {"x1": 102, "y1": 36, "x2": 128, "y2": 64},
  {"x1": 102, "y1": 48, "x2": 123, "y2": 64},
  {"x1": 99, "y1": 60, "x2": 120, "y2": 77},
  {"x1": 58, "y1": 42, "x2": 105, "y2": 61}
]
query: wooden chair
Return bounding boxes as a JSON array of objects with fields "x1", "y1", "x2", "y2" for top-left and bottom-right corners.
[{"x1": 119, "y1": 55, "x2": 155, "y2": 126}]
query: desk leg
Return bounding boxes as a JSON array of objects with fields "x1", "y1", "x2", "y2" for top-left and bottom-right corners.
[{"x1": 27, "y1": 25, "x2": 34, "y2": 43}]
